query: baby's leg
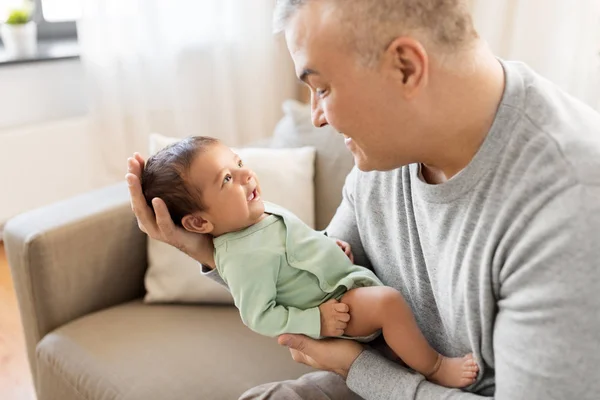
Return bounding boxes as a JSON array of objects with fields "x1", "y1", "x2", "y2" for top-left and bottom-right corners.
[{"x1": 341, "y1": 286, "x2": 478, "y2": 388}]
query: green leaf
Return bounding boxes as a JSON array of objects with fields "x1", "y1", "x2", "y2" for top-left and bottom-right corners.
[{"x1": 6, "y1": 9, "x2": 31, "y2": 25}]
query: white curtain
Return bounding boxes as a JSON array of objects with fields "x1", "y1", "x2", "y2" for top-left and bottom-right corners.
[
  {"x1": 470, "y1": 0, "x2": 600, "y2": 110},
  {"x1": 77, "y1": 0, "x2": 296, "y2": 183}
]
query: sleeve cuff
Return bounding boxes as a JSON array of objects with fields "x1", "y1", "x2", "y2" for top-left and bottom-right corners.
[
  {"x1": 287, "y1": 306, "x2": 321, "y2": 338},
  {"x1": 199, "y1": 262, "x2": 228, "y2": 288},
  {"x1": 346, "y1": 349, "x2": 423, "y2": 399},
  {"x1": 200, "y1": 263, "x2": 214, "y2": 274},
  {"x1": 307, "y1": 306, "x2": 321, "y2": 338}
]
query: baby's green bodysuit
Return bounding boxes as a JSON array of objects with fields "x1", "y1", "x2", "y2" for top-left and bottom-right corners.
[{"x1": 214, "y1": 202, "x2": 383, "y2": 339}]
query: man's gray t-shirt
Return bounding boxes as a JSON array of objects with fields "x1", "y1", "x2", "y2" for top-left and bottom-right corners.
[
  {"x1": 204, "y1": 60, "x2": 600, "y2": 399},
  {"x1": 325, "y1": 60, "x2": 600, "y2": 399}
]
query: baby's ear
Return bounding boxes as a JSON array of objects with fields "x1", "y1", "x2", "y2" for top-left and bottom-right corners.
[{"x1": 182, "y1": 214, "x2": 213, "y2": 234}]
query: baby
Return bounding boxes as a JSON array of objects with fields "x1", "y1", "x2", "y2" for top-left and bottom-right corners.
[{"x1": 141, "y1": 136, "x2": 479, "y2": 388}]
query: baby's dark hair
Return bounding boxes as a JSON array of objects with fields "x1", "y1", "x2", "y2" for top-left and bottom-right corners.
[{"x1": 142, "y1": 136, "x2": 220, "y2": 227}]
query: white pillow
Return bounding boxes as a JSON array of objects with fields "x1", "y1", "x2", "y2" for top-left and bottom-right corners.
[{"x1": 144, "y1": 133, "x2": 316, "y2": 304}]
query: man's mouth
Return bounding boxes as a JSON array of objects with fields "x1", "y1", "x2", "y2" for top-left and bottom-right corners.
[{"x1": 247, "y1": 188, "x2": 259, "y2": 202}]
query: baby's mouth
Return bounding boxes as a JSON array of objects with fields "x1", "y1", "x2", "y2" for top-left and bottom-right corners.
[{"x1": 247, "y1": 188, "x2": 259, "y2": 201}]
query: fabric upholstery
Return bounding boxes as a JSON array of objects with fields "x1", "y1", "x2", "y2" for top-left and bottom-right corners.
[
  {"x1": 4, "y1": 182, "x2": 147, "y2": 386},
  {"x1": 36, "y1": 301, "x2": 313, "y2": 400}
]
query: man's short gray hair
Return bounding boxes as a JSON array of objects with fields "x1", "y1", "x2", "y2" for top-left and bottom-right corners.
[{"x1": 273, "y1": 0, "x2": 478, "y2": 65}]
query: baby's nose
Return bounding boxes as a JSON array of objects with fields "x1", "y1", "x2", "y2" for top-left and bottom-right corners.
[{"x1": 240, "y1": 168, "x2": 253, "y2": 183}]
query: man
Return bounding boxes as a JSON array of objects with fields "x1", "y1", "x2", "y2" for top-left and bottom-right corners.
[{"x1": 126, "y1": 0, "x2": 600, "y2": 398}]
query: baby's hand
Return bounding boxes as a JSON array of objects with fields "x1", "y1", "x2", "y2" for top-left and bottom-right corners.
[
  {"x1": 319, "y1": 299, "x2": 350, "y2": 337},
  {"x1": 335, "y1": 239, "x2": 354, "y2": 263}
]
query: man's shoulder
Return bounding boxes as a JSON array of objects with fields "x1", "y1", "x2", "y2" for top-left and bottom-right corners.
[{"x1": 507, "y1": 61, "x2": 600, "y2": 185}]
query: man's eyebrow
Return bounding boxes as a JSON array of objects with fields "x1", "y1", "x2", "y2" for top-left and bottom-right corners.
[{"x1": 298, "y1": 68, "x2": 319, "y2": 83}]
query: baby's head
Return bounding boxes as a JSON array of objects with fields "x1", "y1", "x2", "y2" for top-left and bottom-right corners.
[{"x1": 142, "y1": 136, "x2": 264, "y2": 237}]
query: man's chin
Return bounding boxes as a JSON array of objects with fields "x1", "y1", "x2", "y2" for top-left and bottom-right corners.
[
  {"x1": 355, "y1": 160, "x2": 376, "y2": 172},
  {"x1": 352, "y1": 152, "x2": 377, "y2": 172}
]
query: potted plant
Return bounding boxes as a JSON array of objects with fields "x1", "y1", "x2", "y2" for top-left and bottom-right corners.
[{"x1": 1, "y1": 1, "x2": 37, "y2": 58}]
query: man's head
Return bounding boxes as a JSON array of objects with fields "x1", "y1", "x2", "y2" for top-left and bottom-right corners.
[
  {"x1": 275, "y1": 0, "x2": 481, "y2": 171},
  {"x1": 142, "y1": 137, "x2": 264, "y2": 237}
]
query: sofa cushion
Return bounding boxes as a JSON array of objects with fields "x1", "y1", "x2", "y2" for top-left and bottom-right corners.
[{"x1": 36, "y1": 301, "x2": 313, "y2": 400}]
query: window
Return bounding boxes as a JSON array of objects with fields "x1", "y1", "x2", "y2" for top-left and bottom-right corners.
[
  {"x1": 0, "y1": 0, "x2": 79, "y2": 41},
  {"x1": 36, "y1": 0, "x2": 79, "y2": 40},
  {"x1": 40, "y1": 0, "x2": 80, "y2": 22}
]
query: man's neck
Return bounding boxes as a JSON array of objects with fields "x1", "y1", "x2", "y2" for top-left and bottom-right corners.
[{"x1": 420, "y1": 47, "x2": 505, "y2": 185}]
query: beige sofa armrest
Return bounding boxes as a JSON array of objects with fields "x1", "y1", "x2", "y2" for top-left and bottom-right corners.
[{"x1": 4, "y1": 182, "x2": 147, "y2": 384}]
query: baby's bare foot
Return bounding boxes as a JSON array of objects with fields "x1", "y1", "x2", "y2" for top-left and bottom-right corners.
[{"x1": 428, "y1": 353, "x2": 479, "y2": 388}]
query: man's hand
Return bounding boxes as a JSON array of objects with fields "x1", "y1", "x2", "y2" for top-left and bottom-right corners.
[
  {"x1": 335, "y1": 239, "x2": 354, "y2": 263},
  {"x1": 318, "y1": 299, "x2": 350, "y2": 337},
  {"x1": 278, "y1": 334, "x2": 364, "y2": 378},
  {"x1": 126, "y1": 153, "x2": 215, "y2": 268}
]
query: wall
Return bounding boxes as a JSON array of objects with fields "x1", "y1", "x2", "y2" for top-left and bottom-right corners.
[
  {"x1": 0, "y1": 60, "x2": 87, "y2": 129},
  {"x1": 0, "y1": 60, "x2": 110, "y2": 226},
  {"x1": 470, "y1": 0, "x2": 600, "y2": 109}
]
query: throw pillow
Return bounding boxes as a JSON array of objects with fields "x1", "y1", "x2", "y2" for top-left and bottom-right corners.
[{"x1": 271, "y1": 99, "x2": 355, "y2": 230}]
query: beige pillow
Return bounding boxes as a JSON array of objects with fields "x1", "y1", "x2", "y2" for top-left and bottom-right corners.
[
  {"x1": 272, "y1": 100, "x2": 355, "y2": 230},
  {"x1": 144, "y1": 133, "x2": 316, "y2": 304}
]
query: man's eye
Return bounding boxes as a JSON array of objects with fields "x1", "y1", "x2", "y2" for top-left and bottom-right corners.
[
  {"x1": 223, "y1": 174, "x2": 232, "y2": 184},
  {"x1": 238, "y1": 160, "x2": 243, "y2": 168}
]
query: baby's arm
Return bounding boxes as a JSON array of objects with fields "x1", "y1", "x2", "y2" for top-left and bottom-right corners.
[{"x1": 224, "y1": 250, "x2": 322, "y2": 338}]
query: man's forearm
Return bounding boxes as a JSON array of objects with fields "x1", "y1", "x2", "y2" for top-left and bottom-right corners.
[
  {"x1": 347, "y1": 350, "x2": 489, "y2": 400},
  {"x1": 191, "y1": 249, "x2": 215, "y2": 270}
]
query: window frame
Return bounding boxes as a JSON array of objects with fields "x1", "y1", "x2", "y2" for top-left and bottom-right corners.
[{"x1": 34, "y1": 0, "x2": 78, "y2": 40}]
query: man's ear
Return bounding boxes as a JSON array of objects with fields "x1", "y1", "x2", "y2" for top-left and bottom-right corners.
[
  {"x1": 381, "y1": 36, "x2": 428, "y2": 99},
  {"x1": 182, "y1": 213, "x2": 214, "y2": 234}
]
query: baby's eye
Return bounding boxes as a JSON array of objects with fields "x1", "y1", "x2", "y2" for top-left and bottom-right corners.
[
  {"x1": 315, "y1": 88, "x2": 326, "y2": 98},
  {"x1": 223, "y1": 174, "x2": 232, "y2": 184},
  {"x1": 238, "y1": 160, "x2": 243, "y2": 168}
]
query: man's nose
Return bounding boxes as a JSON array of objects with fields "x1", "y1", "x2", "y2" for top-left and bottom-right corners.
[{"x1": 311, "y1": 95, "x2": 328, "y2": 128}]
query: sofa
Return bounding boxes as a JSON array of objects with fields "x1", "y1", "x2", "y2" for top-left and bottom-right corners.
[{"x1": 4, "y1": 102, "x2": 356, "y2": 400}]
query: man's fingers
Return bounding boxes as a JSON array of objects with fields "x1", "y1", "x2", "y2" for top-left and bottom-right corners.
[
  {"x1": 127, "y1": 157, "x2": 142, "y2": 178},
  {"x1": 137, "y1": 222, "x2": 148, "y2": 234},
  {"x1": 278, "y1": 334, "x2": 313, "y2": 355},
  {"x1": 134, "y1": 152, "x2": 146, "y2": 172},
  {"x1": 126, "y1": 173, "x2": 158, "y2": 234},
  {"x1": 334, "y1": 303, "x2": 349, "y2": 313},
  {"x1": 127, "y1": 153, "x2": 146, "y2": 177},
  {"x1": 289, "y1": 348, "x2": 313, "y2": 366},
  {"x1": 289, "y1": 348, "x2": 306, "y2": 364},
  {"x1": 152, "y1": 198, "x2": 177, "y2": 241}
]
